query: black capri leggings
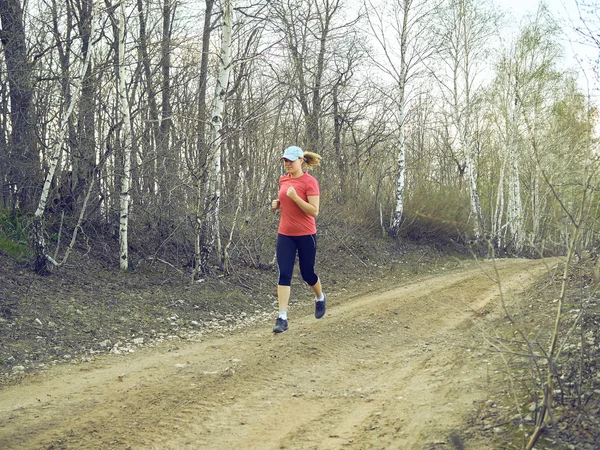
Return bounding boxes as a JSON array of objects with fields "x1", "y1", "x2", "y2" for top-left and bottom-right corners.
[{"x1": 276, "y1": 233, "x2": 318, "y2": 287}]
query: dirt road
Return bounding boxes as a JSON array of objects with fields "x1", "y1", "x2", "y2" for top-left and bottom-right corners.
[{"x1": 0, "y1": 258, "x2": 555, "y2": 449}]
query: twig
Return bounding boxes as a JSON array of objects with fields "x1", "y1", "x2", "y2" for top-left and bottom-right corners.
[{"x1": 321, "y1": 224, "x2": 368, "y2": 268}]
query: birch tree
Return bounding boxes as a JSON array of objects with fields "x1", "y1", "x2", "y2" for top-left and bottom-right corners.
[
  {"x1": 158, "y1": 0, "x2": 174, "y2": 208},
  {"x1": 31, "y1": 3, "x2": 96, "y2": 273},
  {"x1": 490, "y1": 51, "x2": 524, "y2": 250},
  {"x1": 107, "y1": 0, "x2": 135, "y2": 271},
  {"x1": 435, "y1": 0, "x2": 497, "y2": 240},
  {"x1": 365, "y1": 0, "x2": 439, "y2": 237},
  {"x1": 191, "y1": 0, "x2": 214, "y2": 277},
  {"x1": 195, "y1": 0, "x2": 234, "y2": 275},
  {"x1": 505, "y1": 10, "x2": 561, "y2": 251}
]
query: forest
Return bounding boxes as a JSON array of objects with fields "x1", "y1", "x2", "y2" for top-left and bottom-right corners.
[
  {"x1": 0, "y1": 0, "x2": 597, "y2": 276},
  {"x1": 1, "y1": 1, "x2": 599, "y2": 448}
]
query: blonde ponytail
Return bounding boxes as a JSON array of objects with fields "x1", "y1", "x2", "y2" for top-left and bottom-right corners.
[{"x1": 302, "y1": 151, "x2": 322, "y2": 169}]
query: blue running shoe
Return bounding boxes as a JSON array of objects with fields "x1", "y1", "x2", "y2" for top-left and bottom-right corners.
[
  {"x1": 273, "y1": 317, "x2": 288, "y2": 333},
  {"x1": 315, "y1": 293, "x2": 326, "y2": 319}
]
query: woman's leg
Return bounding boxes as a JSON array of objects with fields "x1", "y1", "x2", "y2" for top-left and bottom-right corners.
[
  {"x1": 309, "y1": 278, "x2": 323, "y2": 299},
  {"x1": 277, "y1": 285, "x2": 291, "y2": 316},
  {"x1": 297, "y1": 234, "x2": 325, "y2": 318},
  {"x1": 297, "y1": 234, "x2": 321, "y2": 294},
  {"x1": 276, "y1": 234, "x2": 296, "y2": 317}
]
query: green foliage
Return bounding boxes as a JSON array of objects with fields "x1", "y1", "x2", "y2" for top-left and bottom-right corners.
[
  {"x1": 402, "y1": 185, "x2": 474, "y2": 243},
  {"x1": 0, "y1": 209, "x2": 31, "y2": 262}
]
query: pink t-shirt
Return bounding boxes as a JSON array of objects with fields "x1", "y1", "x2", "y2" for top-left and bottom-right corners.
[{"x1": 278, "y1": 172, "x2": 320, "y2": 236}]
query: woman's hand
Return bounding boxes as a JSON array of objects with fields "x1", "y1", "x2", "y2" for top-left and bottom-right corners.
[
  {"x1": 271, "y1": 199, "x2": 280, "y2": 210},
  {"x1": 285, "y1": 187, "x2": 319, "y2": 217},
  {"x1": 286, "y1": 186, "x2": 298, "y2": 200}
]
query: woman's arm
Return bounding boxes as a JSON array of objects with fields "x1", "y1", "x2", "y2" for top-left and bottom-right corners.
[
  {"x1": 305, "y1": 195, "x2": 320, "y2": 218},
  {"x1": 286, "y1": 186, "x2": 320, "y2": 217}
]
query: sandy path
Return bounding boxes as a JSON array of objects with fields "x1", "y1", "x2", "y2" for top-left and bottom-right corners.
[{"x1": 0, "y1": 258, "x2": 555, "y2": 449}]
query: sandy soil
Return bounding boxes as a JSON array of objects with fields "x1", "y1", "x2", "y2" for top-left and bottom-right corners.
[{"x1": 0, "y1": 258, "x2": 554, "y2": 450}]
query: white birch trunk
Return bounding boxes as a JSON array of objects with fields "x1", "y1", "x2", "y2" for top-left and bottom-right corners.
[
  {"x1": 35, "y1": 48, "x2": 94, "y2": 219},
  {"x1": 455, "y1": 72, "x2": 483, "y2": 240},
  {"x1": 531, "y1": 163, "x2": 547, "y2": 246},
  {"x1": 531, "y1": 170, "x2": 539, "y2": 244},
  {"x1": 465, "y1": 151, "x2": 483, "y2": 239},
  {"x1": 32, "y1": 7, "x2": 95, "y2": 269},
  {"x1": 507, "y1": 148, "x2": 523, "y2": 251},
  {"x1": 117, "y1": 2, "x2": 133, "y2": 271},
  {"x1": 200, "y1": 0, "x2": 233, "y2": 270},
  {"x1": 455, "y1": 119, "x2": 483, "y2": 239},
  {"x1": 506, "y1": 92, "x2": 524, "y2": 253},
  {"x1": 365, "y1": 0, "x2": 434, "y2": 238},
  {"x1": 493, "y1": 157, "x2": 506, "y2": 248},
  {"x1": 387, "y1": 0, "x2": 410, "y2": 238},
  {"x1": 390, "y1": 99, "x2": 406, "y2": 236},
  {"x1": 443, "y1": 0, "x2": 491, "y2": 242},
  {"x1": 493, "y1": 57, "x2": 518, "y2": 250}
]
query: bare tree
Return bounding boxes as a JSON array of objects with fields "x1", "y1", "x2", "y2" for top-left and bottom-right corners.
[
  {"x1": 0, "y1": 72, "x2": 6, "y2": 208},
  {"x1": 434, "y1": 0, "x2": 498, "y2": 240},
  {"x1": 268, "y1": 0, "x2": 358, "y2": 154},
  {"x1": 0, "y1": 0, "x2": 37, "y2": 213},
  {"x1": 194, "y1": 0, "x2": 234, "y2": 275},
  {"x1": 573, "y1": 0, "x2": 600, "y2": 79},
  {"x1": 103, "y1": 0, "x2": 135, "y2": 271},
  {"x1": 489, "y1": 7, "x2": 563, "y2": 252},
  {"x1": 31, "y1": 2, "x2": 96, "y2": 272},
  {"x1": 136, "y1": 0, "x2": 161, "y2": 198},
  {"x1": 72, "y1": 0, "x2": 98, "y2": 218},
  {"x1": 365, "y1": 0, "x2": 439, "y2": 237},
  {"x1": 157, "y1": 0, "x2": 175, "y2": 209}
]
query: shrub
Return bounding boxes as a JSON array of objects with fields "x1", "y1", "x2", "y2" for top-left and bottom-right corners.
[
  {"x1": 0, "y1": 209, "x2": 31, "y2": 262},
  {"x1": 402, "y1": 185, "x2": 474, "y2": 243}
]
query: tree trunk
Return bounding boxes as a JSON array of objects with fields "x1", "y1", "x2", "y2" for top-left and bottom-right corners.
[
  {"x1": 390, "y1": 99, "x2": 406, "y2": 238},
  {"x1": 196, "y1": 0, "x2": 233, "y2": 274},
  {"x1": 137, "y1": 0, "x2": 160, "y2": 196},
  {"x1": 507, "y1": 92, "x2": 524, "y2": 252},
  {"x1": 73, "y1": 0, "x2": 97, "y2": 218},
  {"x1": 0, "y1": 75, "x2": 8, "y2": 208},
  {"x1": 493, "y1": 157, "x2": 506, "y2": 248},
  {"x1": 116, "y1": 1, "x2": 133, "y2": 271},
  {"x1": 388, "y1": 0, "x2": 410, "y2": 238},
  {"x1": 332, "y1": 83, "x2": 345, "y2": 201},
  {"x1": 0, "y1": 0, "x2": 37, "y2": 213},
  {"x1": 31, "y1": 3, "x2": 95, "y2": 273},
  {"x1": 193, "y1": 0, "x2": 215, "y2": 278},
  {"x1": 466, "y1": 153, "x2": 484, "y2": 239},
  {"x1": 158, "y1": 0, "x2": 174, "y2": 207}
]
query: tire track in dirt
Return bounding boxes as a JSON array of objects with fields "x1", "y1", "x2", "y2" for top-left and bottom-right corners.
[{"x1": 0, "y1": 258, "x2": 557, "y2": 449}]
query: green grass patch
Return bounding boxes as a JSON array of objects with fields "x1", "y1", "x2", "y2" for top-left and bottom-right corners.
[{"x1": 0, "y1": 209, "x2": 31, "y2": 262}]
